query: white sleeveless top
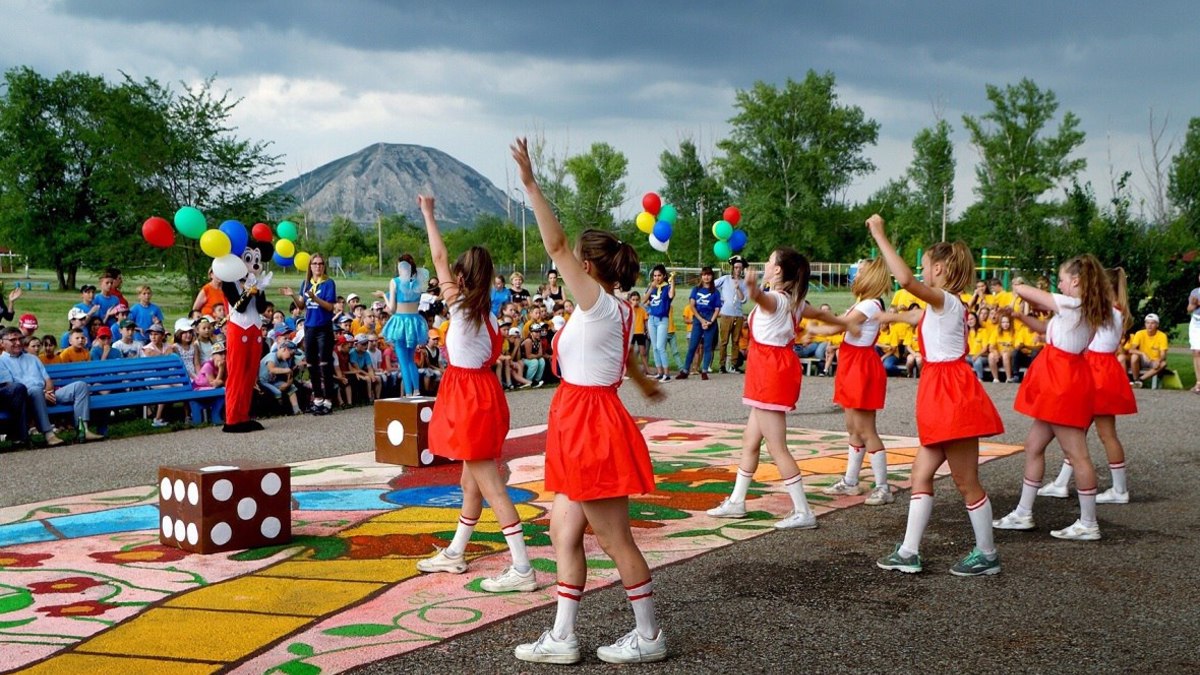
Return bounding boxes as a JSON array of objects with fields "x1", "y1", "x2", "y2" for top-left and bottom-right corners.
[
  {"x1": 844, "y1": 298, "x2": 883, "y2": 347},
  {"x1": 749, "y1": 292, "x2": 804, "y2": 347},
  {"x1": 445, "y1": 300, "x2": 497, "y2": 369},
  {"x1": 920, "y1": 291, "x2": 967, "y2": 362},
  {"x1": 1087, "y1": 307, "x2": 1123, "y2": 354},
  {"x1": 1045, "y1": 294, "x2": 1093, "y2": 354},
  {"x1": 554, "y1": 290, "x2": 629, "y2": 386}
]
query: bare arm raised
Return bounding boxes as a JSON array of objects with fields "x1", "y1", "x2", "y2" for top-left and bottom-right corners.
[
  {"x1": 418, "y1": 195, "x2": 459, "y2": 306},
  {"x1": 866, "y1": 214, "x2": 945, "y2": 311}
]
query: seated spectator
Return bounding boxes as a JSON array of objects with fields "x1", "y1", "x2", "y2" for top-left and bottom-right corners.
[
  {"x1": 258, "y1": 340, "x2": 302, "y2": 414},
  {"x1": 0, "y1": 360, "x2": 30, "y2": 447},
  {"x1": 903, "y1": 322, "x2": 922, "y2": 377},
  {"x1": 172, "y1": 318, "x2": 201, "y2": 383},
  {"x1": 57, "y1": 329, "x2": 92, "y2": 363},
  {"x1": 987, "y1": 313, "x2": 1019, "y2": 383},
  {"x1": 1128, "y1": 313, "x2": 1169, "y2": 386},
  {"x1": 876, "y1": 321, "x2": 905, "y2": 376},
  {"x1": 37, "y1": 335, "x2": 58, "y2": 365},
  {"x1": 336, "y1": 314, "x2": 353, "y2": 336},
  {"x1": 365, "y1": 333, "x2": 386, "y2": 393},
  {"x1": 190, "y1": 341, "x2": 226, "y2": 425},
  {"x1": 113, "y1": 320, "x2": 143, "y2": 358},
  {"x1": 211, "y1": 303, "x2": 227, "y2": 337},
  {"x1": 521, "y1": 323, "x2": 547, "y2": 387},
  {"x1": 332, "y1": 334, "x2": 353, "y2": 406},
  {"x1": 129, "y1": 286, "x2": 165, "y2": 343},
  {"x1": 0, "y1": 327, "x2": 103, "y2": 445},
  {"x1": 966, "y1": 311, "x2": 989, "y2": 380},
  {"x1": 345, "y1": 292, "x2": 362, "y2": 311},
  {"x1": 415, "y1": 329, "x2": 444, "y2": 395},
  {"x1": 141, "y1": 324, "x2": 171, "y2": 427},
  {"x1": 1013, "y1": 316, "x2": 1043, "y2": 374},
  {"x1": 63, "y1": 308, "x2": 89, "y2": 347},
  {"x1": 815, "y1": 303, "x2": 842, "y2": 376},
  {"x1": 347, "y1": 333, "x2": 378, "y2": 402},
  {"x1": 26, "y1": 336, "x2": 44, "y2": 362},
  {"x1": 18, "y1": 313, "x2": 38, "y2": 340},
  {"x1": 89, "y1": 326, "x2": 121, "y2": 360},
  {"x1": 378, "y1": 336, "x2": 400, "y2": 397},
  {"x1": 85, "y1": 316, "x2": 104, "y2": 345},
  {"x1": 194, "y1": 316, "x2": 216, "y2": 365},
  {"x1": 793, "y1": 317, "x2": 828, "y2": 374}
]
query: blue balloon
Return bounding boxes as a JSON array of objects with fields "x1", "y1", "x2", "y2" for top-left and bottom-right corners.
[
  {"x1": 272, "y1": 252, "x2": 294, "y2": 268},
  {"x1": 728, "y1": 229, "x2": 748, "y2": 253},
  {"x1": 652, "y1": 220, "x2": 673, "y2": 242},
  {"x1": 219, "y1": 220, "x2": 248, "y2": 256}
]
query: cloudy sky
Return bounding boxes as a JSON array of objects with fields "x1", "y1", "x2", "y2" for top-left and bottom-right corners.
[{"x1": 3, "y1": 0, "x2": 1198, "y2": 221}]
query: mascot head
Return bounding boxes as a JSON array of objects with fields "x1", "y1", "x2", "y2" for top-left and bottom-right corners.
[{"x1": 242, "y1": 241, "x2": 273, "y2": 281}]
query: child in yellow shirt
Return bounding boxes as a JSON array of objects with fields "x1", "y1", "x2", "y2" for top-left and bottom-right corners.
[{"x1": 1128, "y1": 313, "x2": 1169, "y2": 385}]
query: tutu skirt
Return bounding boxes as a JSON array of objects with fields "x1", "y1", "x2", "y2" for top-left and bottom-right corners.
[
  {"x1": 743, "y1": 339, "x2": 801, "y2": 411},
  {"x1": 429, "y1": 365, "x2": 510, "y2": 460},
  {"x1": 1086, "y1": 350, "x2": 1137, "y2": 417},
  {"x1": 1014, "y1": 345, "x2": 1094, "y2": 428},
  {"x1": 544, "y1": 382, "x2": 655, "y2": 500},
  {"x1": 916, "y1": 360, "x2": 1005, "y2": 446},
  {"x1": 833, "y1": 342, "x2": 887, "y2": 411},
  {"x1": 381, "y1": 312, "x2": 428, "y2": 350}
]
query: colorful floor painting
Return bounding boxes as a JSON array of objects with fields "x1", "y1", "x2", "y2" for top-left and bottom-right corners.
[{"x1": 0, "y1": 419, "x2": 1022, "y2": 674}]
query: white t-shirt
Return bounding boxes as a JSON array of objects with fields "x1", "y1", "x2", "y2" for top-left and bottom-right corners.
[
  {"x1": 445, "y1": 300, "x2": 497, "y2": 369},
  {"x1": 554, "y1": 289, "x2": 629, "y2": 386},
  {"x1": 1190, "y1": 288, "x2": 1200, "y2": 321},
  {"x1": 1088, "y1": 307, "x2": 1124, "y2": 353},
  {"x1": 844, "y1": 298, "x2": 884, "y2": 347},
  {"x1": 919, "y1": 291, "x2": 967, "y2": 362},
  {"x1": 1045, "y1": 294, "x2": 1093, "y2": 354},
  {"x1": 749, "y1": 292, "x2": 804, "y2": 347}
]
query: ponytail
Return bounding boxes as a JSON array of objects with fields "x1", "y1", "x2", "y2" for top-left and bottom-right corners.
[
  {"x1": 1063, "y1": 254, "x2": 1113, "y2": 331},
  {"x1": 771, "y1": 246, "x2": 811, "y2": 313},
  {"x1": 1108, "y1": 267, "x2": 1131, "y2": 332},
  {"x1": 578, "y1": 229, "x2": 640, "y2": 292}
]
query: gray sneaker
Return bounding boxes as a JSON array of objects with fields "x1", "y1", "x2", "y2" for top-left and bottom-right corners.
[
  {"x1": 706, "y1": 497, "x2": 747, "y2": 518},
  {"x1": 949, "y1": 547, "x2": 1001, "y2": 576},
  {"x1": 821, "y1": 478, "x2": 863, "y2": 496},
  {"x1": 596, "y1": 628, "x2": 668, "y2": 664},
  {"x1": 877, "y1": 544, "x2": 922, "y2": 574},
  {"x1": 515, "y1": 630, "x2": 581, "y2": 665},
  {"x1": 864, "y1": 485, "x2": 895, "y2": 505}
]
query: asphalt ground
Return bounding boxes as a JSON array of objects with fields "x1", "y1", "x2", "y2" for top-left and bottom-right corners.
[{"x1": 2, "y1": 373, "x2": 1196, "y2": 673}]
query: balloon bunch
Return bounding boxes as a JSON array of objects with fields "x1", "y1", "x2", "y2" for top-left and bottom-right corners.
[
  {"x1": 711, "y1": 206, "x2": 747, "y2": 260},
  {"x1": 141, "y1": 207, "x2": 311, "y2": 282},
  {"x1": 635, "y1": 192, "x2": 676, "y2": 254}
]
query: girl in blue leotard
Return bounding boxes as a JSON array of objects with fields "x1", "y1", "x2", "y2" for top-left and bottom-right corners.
[{"x1": 380, "y1": 254, "x2": 429, "y2": 395}]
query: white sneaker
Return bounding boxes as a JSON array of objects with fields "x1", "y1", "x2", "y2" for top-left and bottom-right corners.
[
  {"x1": 774, "y1": 510, "x2": 818, "y2": 530},
  {"x1": 1036, "y1": 483, "x2": 1069, "y2": 498},
  {"x1": 1095, "y1": 488, "x2": 1130, "y2": 504},
  {"x1": 821, "y1": 478, "x2": 863, "y2": 496},
  {"x1": 415, "y1": 547, "x2": 467, "y2": 574},
  {"x1": 596, "y1": 628, "x2": 668, "y2": 664},
  {"x1": 480, "y1": 566, "x2": 537, "y2": 593},
  {"x1": 706, "y1": 498, "x2": 746, "y2": 518},
  {"x1": 515, "y1": 630, "x2": 581, "y2": 664},
  {"x1": 1050, "y1": 519, "x2": 1101, "y2": 541},
  {"x1": 864, "y1": 485, "x2": 895, "y2": 506},
  {"x1": 43, "y1": 431, "x2": 64, "y2": 447},
  {"x1": 992, "y1": 510, "x2": 1036, "y2": 530}
]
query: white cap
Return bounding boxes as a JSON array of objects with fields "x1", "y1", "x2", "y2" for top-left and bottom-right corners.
[
  {"x1": 1145, "y1": 313, "x2": 1160, "y2": 323},
  {"x1": 173, "y1": 318, "x2": 195, "y2": 332},
  {"x1": 346, "y1": 293, "x2": 360, "y2": 302},
  {"x1": 67, "y1": 307, "x2": 88, "y2": 321}
]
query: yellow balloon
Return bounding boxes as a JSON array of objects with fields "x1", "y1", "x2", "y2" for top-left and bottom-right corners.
[
  {"x1": 636, "y1": 211, "x2": 656, "y2": 234},
  {"x1": 294, "y1": 251, "x2": 311, "y2": 271},
  {"x1": 275, "y1": 238, "x2": 295, "y2": 258},
  {"x1": 199, "y1": 229, "x2": 231, "y2": 258}
]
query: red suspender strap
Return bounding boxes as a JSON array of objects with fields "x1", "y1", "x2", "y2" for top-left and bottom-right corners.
[{"x1": 616, "y1": 301, "x2": 633, "y2": 386}]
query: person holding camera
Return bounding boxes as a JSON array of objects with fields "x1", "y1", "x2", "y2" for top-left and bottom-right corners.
[{"x1": 282, "y1": 253, "x2": 337, "y2": 415}]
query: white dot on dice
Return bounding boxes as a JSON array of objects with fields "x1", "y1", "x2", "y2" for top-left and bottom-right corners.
[
  {"x1": 162, "y1": 515, "x2": 173, "y2": 538},
  {"x1": 187, "y1": 482, "x2": 199, "y2": 506},
  {"x1": 160, "y1": 477, "x2": 172, "y2": 501},
  {"x1": 212, "y1": 479, "x2": 234, "y2": 501},
  {"x1": 260, "y1": 472, "x2": 281, "y2": 496},
  {"x1": 187, "y1": 522, "x2": 199, "y2": 546},
  {"x1": 260, "y1": 516, "x2": 281, "y2": 539},
  {"x1": 420, "y1": 449, "x2": 435, "y2": 465},
  {"x1": 174, "y1": 519, "x2": 185, "y2": 541},
  {"x1": 387, "y1": 420, "x2": 405, "y2": 445},
  {"x1": 173, "y1": 479, "x2": 185, "y2": 502},
  {"x1": 237, "y1": 497, "x2": 258, "y2": 520},
  {"x1": 211, "y1": 522, "x2": 232, "y2": 546},
  {"x1": 420, "y1": 407, "x2": 433, "y2": 423}
]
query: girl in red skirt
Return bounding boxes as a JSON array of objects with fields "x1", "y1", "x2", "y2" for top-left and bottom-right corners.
[
  {"x1": 993, "y1": 254, "x2": 1114, "y2": 541},
  {"x1": 411, "y1": 196, "x2": 534, "y2": 594},
  {"x1": 814, "y1": 257, "x2": 895, "y2": 506},
  {"x1": 867, "y1": 215, "x2": 1006, "y2": 576},
  {"x1": 511, "y1": 138, "x2": 667, "y2": 665},
  {"x1": 1038, "y1": 268, "x2": 1137, "y2": 504},
  {"x1": 706, "y1": 247, "x2": 853, "y2": 530}
]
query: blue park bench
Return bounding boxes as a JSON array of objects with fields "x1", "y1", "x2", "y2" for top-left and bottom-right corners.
[
  {"x1": 0, "y1": 355, "x2": 224, "y2": 422},
  {"x1": 11, "y1": 280, "x2": 51, "y2": 291}
]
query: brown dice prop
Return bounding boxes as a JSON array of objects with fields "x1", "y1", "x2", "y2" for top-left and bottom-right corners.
[
  {"x1": 158, "y1": 463, "x2": 291, "y2": 553},
  {"x1": 374, "y1": 396, "x2": 454, "y2": 466}
]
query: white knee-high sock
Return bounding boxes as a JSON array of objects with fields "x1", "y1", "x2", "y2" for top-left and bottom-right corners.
[
  {"x1": 1109, "y1": 462, "x2": 1128, "y2": 493},
  {"x1": 782, "y1": 473, "x2": 812, "y2": 514},
  {"x1": 501, "y1": 520, "x2": 530, "y2": 573},
  {"x1": 1052, "y1": 458, "x2": 1073, "y2": 487},
  {"x1": 966, "y1": 494, "x2": 996, "y2": 555},
  {"x1": 1016, "y1": 478, "x2": 1039, "y2": 516},
  {"x1": 552, "y1": 581, "x2": 583, "y2": 640},
  {"x1": 625, "y1": 578, "x2": 659, "y2": 640},
  {"x1": 1078, "y1": 487, "x2": 1098, "y2": 526},
  {"x1": 445, "y1": 513, "x2": 478, "y2": 557},
  {"x1": 899, "y1": 492, "x2": 933, "y2": 557},
  {"x1": 844, "y1": 445, "x2": 866, "y2": 485},
  {"x1": 870, "y1": 448, "x2": 889, "y2": 488},
  {"x1": 729, "y1": 468, "x2": 754, "y2": 503}
]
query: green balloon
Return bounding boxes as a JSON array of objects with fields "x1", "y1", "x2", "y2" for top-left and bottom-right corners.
[
  {"x1": 714, "y1": 241, "x2": 733, "y2": 260},
  {"x1": 277, "y1": 220, "x2": 299, "y2": 241},
  {"x1": 713, "y1": 220, "x2": 733, "y2": 240},
  {"x1": 658, "y1": 204, "x2": 677, "y2": 225},
  {"x1": 174, "y1": 206, "x2": 207, "y2": 240}
]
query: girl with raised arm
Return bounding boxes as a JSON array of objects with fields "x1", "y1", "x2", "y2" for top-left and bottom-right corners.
[
  {"x1": 867, "y1": 215, "x2": 1005, "y2": 576},
  {"x1": 511, "y1": 138, "x2": 667, "y2": 665},
  {"x1": 411, "y1": 195, "x2": 534, "y2": 594}
]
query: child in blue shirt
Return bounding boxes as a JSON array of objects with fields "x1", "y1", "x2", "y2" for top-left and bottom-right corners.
[{"x1": 128, "y1": 285, "x2": 165, "y2": 343}]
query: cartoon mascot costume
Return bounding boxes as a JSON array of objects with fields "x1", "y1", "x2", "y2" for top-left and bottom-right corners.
[{"x1": 221, "y1": 241, "x2": 273, "y2": 433}]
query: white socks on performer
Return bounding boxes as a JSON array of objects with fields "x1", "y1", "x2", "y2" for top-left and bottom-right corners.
[
  {"x1": 501, "y1": 521, "x2": 531, "y2": 574},
  {"x1": 782, "y1": 473, "x2": 812, "y2": 514},
  {"x1": 966, "y1": 495, "x2": 996, "y2": 555},
  {"x1": 1052, "y1": 458, "x2": 1073, "y2": 487},
  {"x1": 869, "y1": 449, "x2": 889, "y2": 489},
  {"x1": 552, "y1": 581, "x2": 583, "y2": 640},
  {"x1": 446, "y1": 513, "x2": 478, "y2": 558},
  {"x1": 1015, "y1": 478, "x2": 1039, "y2": 516},
  {"x1": 729, "y1": 468, "x2": 754, "y2": 503},
  {"x1": 625, "y1": 578, "x2": 660, "y2": 640},
  {"x1": 899, "y1": 492, "x2": 933, "y2": 558},
  {"x1": 1078, "y1": 487, "x2": 1098, "y2": 526},
  {"x1": 844, "y1": 445, "x2": 866, "y2": 485},
  {"x1": 1109, "y1": 462, "x2": 1128, "y2": 493}
]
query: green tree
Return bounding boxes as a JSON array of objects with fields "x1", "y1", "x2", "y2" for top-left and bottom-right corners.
[
  {"x1": 563, "y1": 142, "x2": 628, "y2": 238},
  {"x1": 962, "y1": 78, "x2": 1085, "y2": 269},
  {"x1": 323, "y1": 216, "x2": 373, "y2": 272},
  {"x1": 717, "y1": 71, "x2": 879, "y2": 260},
  {"x1": 659, "y1": 139, "x2": 729, "y2": 266},
  {"x1": 907, "y1": 120, "x2": 956, "y2": 244},
  {"x1": 1168, "y1": 117, "x2": 1200, "y2": 237}
]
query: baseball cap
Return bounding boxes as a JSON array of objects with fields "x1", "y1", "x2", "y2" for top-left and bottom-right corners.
[
  {"x1": 427, "y1": 328, "x2": 439, "y2": 339},
  {"x1": 68, "y1": 307, "x2": 88, "y2": 321},
  {"x1": 212, "y1": 342, "x2": 227, "y2": 354},
  {"x1": 728, "y1": 255, "x2": 746, "y2": 266},
  {"x1": 337, "y1": 315, "x2": 352, "y2": 324},
  {"x1": 95, "y1": 326, "x2": 112, "y2": 339},
  {"x1": 194, "y1": 315, "x2": 213, "y2": 325},
  {"x1": 119, "y1": 319, "x2": 136, "y2": 329},
  {"x1": 336, "y1": 334, "x2": 351, "y2": 344},
  {"x1": 18, "y1": 314, "x2": 37, "y2": 331},
  {"x1": 1145, "y1": 313, "x2": 1160, "y2": 323},
  {"x1": 80, "y1": 284, "x2": 96, "y2": 293},
  {"x1": 372, "y1": 300, "x2": 385, "y2": 310},
  {"x1": 530, "y1": 322, "x2": 544, "y2": 332},
  {"x1": 346, "y1": 293, "x2": 360, "y2": 303},
  {"x1": 280, "y1": 340, "x2": 297, "y2": 350},
  {"x1": 551, "y1": 315, "x2": 566, "y2": 330},
  {"x1": 115, "y1": 304, "x2": 129, "y2": 313},
  {"x1": 354, "y1": 333, "x2": 369, "y2": 344},
  {"x1": 147, "y1": 324, "x2": 166, "y2": 334},
  {"x1": 508, "y1": 327, "x2": 520, "y2": 336},
  {"x1": 173, "y1": 317, "x2": 194, "y2": 332}
]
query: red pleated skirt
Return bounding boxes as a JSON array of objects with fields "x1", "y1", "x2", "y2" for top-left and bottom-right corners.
[
  {"x1": 916, "y1": 360, "x2": 1005, "y2": 446},
  {"x1": 1014, "y1": 344, "x2": 1095, "y2": 429},
  {"x1": 544, "y1": 382, "x2": 655, "y2": 500},
  {"x1": 429, "y1": 365, "x2": 511, "y2": 460},
  {"x1": 743, "y1": 339, "x2": 801, "y2": 411},
  {"x1": 1086, "y1": 350, "x2": 1138, "y2": 417},
  {"x1": 834, "y1": 342, "x2": 887, "y2": 411}
]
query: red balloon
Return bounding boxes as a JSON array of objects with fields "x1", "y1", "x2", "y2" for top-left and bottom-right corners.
[
  {"x1": 252, "y1": 222, "x2": 273, "y2": 242},
  {"x1": 642, "y1": 192, "x2": 662, "y2": 216},
  {"x1": 142, "y1": 216, "x2": 175, "y2": 249},
  {"x1": 723, "y1": 206, "x2": 741, "y2": 227}
]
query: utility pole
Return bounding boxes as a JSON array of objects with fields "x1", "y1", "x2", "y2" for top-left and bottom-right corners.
[
  {"x1": 697, "y1": 197, "x2": 705, "y2": 267},
  {"x1": 376, "y1": 209, "x2": 384, "y2": 275},
  {"x1": 941, "y1": 185, "x2": 948, "y2": 242}
]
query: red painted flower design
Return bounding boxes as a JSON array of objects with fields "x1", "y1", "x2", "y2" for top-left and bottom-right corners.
[
  {"x1": 89, "y1": 544, "x2": 189, "y2": 565},
  {"x1": 0, "y1": 551, "x2": 53, "y2": 568},
  {"x1": 36, "y1": 600, "x2": 117, "y2": 618},
  {"x1": 29, "y1": 576, "x2": 103, "y2": 595}
]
